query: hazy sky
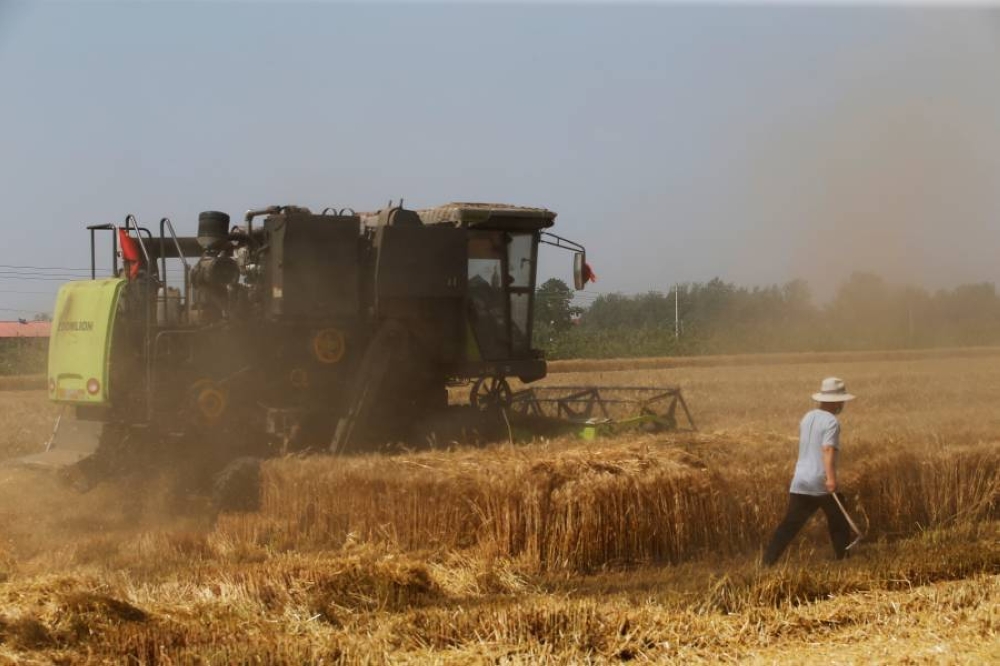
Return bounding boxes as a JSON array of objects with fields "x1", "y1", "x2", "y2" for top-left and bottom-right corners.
[{"x1": 2, "y1": 1, "x2": 999, "y2": 316}]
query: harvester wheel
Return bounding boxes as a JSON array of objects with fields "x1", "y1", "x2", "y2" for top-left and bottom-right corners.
[
  {"x1": 313, "y1": 328, "x2": 346, "y2": 364},
  {"x1": 470, "y1": 377, "x2": 512, "y2": 411},
  {"x1": 212, "y1": 457, "x2": 262, "y2": 513},
  {"x1": 188, "y1": 379, "x2": 228, "y2": 426}
]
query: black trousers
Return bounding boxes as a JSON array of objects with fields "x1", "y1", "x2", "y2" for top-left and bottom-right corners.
[{"x1": 763, "y1": 492, "x2": 852, "y2": 565}]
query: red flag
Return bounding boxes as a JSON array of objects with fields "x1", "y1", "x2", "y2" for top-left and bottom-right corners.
[
  {"x1": 582, "y1": 261, "x2": 597, "y2": 283},
  {"x1": 118, "y1": 229, "x2": 141, "y2": 279}
]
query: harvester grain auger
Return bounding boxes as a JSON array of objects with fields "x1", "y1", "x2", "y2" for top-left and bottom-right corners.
[{"x1": 13, "y1": 201, "x2": 693, "y2": 507}]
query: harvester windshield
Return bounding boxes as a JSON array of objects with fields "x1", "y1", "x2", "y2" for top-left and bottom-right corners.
[
  {"x1": 467, "y1": 231, "x2": 536, "y2": 360},
  {"x1": 507, "y1": 233, "x2": 535, "y2": 353}
]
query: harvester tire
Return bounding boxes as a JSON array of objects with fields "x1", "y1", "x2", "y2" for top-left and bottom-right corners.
[
  {"x1": 470, "y1": 377, "x2": 512, "y2": 411},
  {"x1": 212, "y1": 457, "x2": 262, "y2": 513}
]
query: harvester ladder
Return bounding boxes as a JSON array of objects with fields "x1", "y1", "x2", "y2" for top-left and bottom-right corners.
[{"x1": 122, "y1": 215, "x2": 160, "y2": 422}]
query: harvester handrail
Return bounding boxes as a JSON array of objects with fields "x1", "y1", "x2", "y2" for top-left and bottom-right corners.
[
  {"x1": 87, "y1": 222, "x2": 116, "y2": 279},
  {"x1": 158, "y1": 217, "x2": 192, "y2": 317},
  {"x1": 124, "y1": 215, "x2": 155, "y2": 272},
  {"x1": 86, "y1": 220, "x2": 155, "y2": 279},
  {"x1": 539, "y1": 232, "x2": 585, "y2": 254}
]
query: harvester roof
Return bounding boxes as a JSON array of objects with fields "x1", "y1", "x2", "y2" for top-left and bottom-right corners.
[
  {"x1": 359, "y1": 203, "x2": 556, "y2": 231},
  {"x1": 417, "y1": 202, "x2": 556, "y2": 231}
]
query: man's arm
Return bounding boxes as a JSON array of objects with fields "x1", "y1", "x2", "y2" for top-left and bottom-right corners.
[{"x1": 823, "y1": 445, "x2": 837, "y2": 493}]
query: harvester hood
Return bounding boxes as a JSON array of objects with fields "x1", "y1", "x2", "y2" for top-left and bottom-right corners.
[{"x1": 48, "y1": 278, "x2": 126, "y2": 405}]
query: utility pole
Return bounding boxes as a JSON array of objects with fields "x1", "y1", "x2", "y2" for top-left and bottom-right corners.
[{"x1": 674, "y1": 283, "x2": 680, "y2": 338}]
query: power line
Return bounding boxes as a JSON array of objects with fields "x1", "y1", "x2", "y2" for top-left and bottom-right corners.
[
  {"x1": 0, "y1": 289, "x2": 59, "y2": 295},
  {"x1": 0, "y1": 264, "x2": 90, "y2": 273},
  {"x1": 0, "y1": 269, "x2": 90, "y2": 276},
  {"x1": 0, "y1": 275, "x2": 87, "y2": 281}
]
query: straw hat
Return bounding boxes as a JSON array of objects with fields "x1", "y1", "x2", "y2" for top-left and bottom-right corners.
[{"x1": 812, "y1": 377, "x2": 856, "y2": 402}]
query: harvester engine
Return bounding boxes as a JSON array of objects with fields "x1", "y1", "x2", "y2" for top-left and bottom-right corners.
[{"x1": 188, "y1": 212, "x2": 241, "y2": 321}]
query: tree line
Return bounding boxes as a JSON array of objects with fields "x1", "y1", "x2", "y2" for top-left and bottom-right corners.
[{"x1": 533, "y1": 273, "x2": 1000, "y2": 359}]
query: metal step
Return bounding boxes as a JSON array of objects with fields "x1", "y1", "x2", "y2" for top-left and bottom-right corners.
[{"x1": 6, "y1": 410, "x2": 103, "y2": 470}]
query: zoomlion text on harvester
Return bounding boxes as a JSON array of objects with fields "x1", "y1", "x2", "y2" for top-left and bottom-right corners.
[{"x1": 27, "y1": 202, "x2": 692, "y2": 508}]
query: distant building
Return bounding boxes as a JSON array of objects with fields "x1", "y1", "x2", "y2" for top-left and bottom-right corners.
[
  {"x1": 0, "y1": 321, "x2": 51, "y2": 338},
  {"x1": 0, "y1": 321, "x2": 50, "y2": 374}
]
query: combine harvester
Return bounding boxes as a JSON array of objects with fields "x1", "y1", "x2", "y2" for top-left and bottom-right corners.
[{"x1": 20, "y1": 202, "x2": 693, "y2": 505}]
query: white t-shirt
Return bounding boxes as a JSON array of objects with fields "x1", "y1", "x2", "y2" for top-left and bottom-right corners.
[{"x1": 790, "y1": 408, "x2": 840, "y2": 495}]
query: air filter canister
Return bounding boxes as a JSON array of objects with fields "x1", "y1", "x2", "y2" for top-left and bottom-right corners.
[{"x1": 197, "y1": 211, "x2": 231, "y2": 250}]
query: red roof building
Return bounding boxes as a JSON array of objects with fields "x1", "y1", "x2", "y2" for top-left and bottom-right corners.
[{"x1": 0, "y1": 321, "x2": 51, "y2": 338}]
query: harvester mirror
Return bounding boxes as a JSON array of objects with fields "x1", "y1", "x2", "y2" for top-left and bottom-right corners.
[{"x1": 573, "y1": 252, "x2": 587, "y2": 290}]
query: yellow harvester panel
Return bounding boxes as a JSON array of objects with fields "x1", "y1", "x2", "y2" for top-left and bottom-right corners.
[{"x1": 47, "y1": 278, "x2": 126, "y2": 404}]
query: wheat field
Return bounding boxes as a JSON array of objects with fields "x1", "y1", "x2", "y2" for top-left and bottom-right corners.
[{"x1": 0, "y1": 349, "x2": 997, "y2": 664}]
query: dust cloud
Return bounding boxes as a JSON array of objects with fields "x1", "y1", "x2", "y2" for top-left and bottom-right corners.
[
  {"x1": 0, "y1": 464, "x2": 213, "y2": 577},
  {"x1": 730, "y1": 19, "x2": 1000, "y2": 301}
]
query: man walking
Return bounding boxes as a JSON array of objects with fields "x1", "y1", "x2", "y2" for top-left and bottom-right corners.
[{"x1": 763, "y1": 377, "x2": 856, "y2": 565}]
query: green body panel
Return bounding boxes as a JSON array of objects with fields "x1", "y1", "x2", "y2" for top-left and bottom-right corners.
[
  {"x1": 47, "y1": 278, "x2": 126, "y2": 404},
  {"x1": 578, "y1": 414, "x2": 672, "y2": 440}
]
